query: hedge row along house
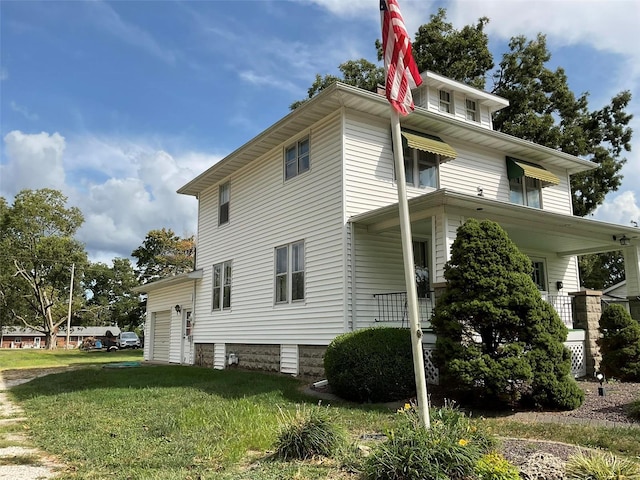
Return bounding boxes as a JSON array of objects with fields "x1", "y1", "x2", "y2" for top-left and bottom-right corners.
[{"x1": 135, "y1": 71, "x2": 640, "y2": 380}]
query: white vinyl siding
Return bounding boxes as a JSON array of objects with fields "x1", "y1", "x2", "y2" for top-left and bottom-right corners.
[{"x1": 193, "y1": 115, "x2": 345, "y2": 346}]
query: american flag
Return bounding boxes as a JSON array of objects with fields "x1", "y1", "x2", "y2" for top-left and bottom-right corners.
[{"x1": 380, "y1": 0, "x2": 422, "y2": 116}]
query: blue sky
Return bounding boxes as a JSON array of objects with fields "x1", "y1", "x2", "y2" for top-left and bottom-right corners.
[{"x1": 1, "y1": 0, "x2": 639, "y2": 263}]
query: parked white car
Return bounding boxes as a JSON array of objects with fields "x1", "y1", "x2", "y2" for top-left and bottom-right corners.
[{"x1": 117, "y1": 331, "x2": 141, "y2": 349}]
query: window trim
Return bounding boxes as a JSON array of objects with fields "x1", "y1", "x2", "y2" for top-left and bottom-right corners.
[
  {"x1": 274, "y1": 240, "x2": 305, "y2": 304},
  {"x1": 212, "y1": 260, "x2": 232, "y2": 311},
  {"x1": 284, "y1": 135, "x2": 310, "y2": 181},
  {"x1": 218, "y1": 182, "x2": 230, "y2": 226},
  {"x1": 465, "y1": 98, "x2": 478, "y2": 122},
  {"x1": 438, "y1": 89, "x2": 452, "y2": 113}
]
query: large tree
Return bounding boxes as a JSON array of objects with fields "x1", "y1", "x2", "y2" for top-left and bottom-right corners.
[
  {"x1": 132, "y1": 228, "x2": 195, "y2": 284},
  {"x1": 82, "y1": 258, "x2": 144, "y2": 330},
  {"x1": 292, "y1": 9, "x2": 632, "y2": 218},
  {"x1": 0, "y1": 189, "x2": 88, "y2": 349}
]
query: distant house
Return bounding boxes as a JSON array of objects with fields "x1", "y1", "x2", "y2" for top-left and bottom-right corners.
[
  {"x1": 136, "y1": 71, "x2": 640, "y2": 379},
  {"x1": 1, "y1": 326, "x2": 121, "y2": 349}
]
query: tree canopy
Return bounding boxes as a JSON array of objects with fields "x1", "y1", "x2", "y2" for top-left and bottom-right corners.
[
  {"x1": 292, "y1": 8, "x2": 632, "y2": 218},
  {"x1": 0, "y1": 189, "x2": 88, "y2": 349},
  {"x1": 131, "y1": 228, "x2": 195, "y2": 284}
]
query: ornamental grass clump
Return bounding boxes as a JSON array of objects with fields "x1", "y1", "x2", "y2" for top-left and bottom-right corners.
[
  {"x1": 364, "y1": 403, "x2": 499, "y2": 480},
  {"x1": 475, "y1": 451, "x2": 520, "y2": 480},
  {"x1": 565, "y1": 451, "x2": 640, "y2": 479},
  {"x1": 274, "y1": 403, "x2": 344, "y2": 461}
]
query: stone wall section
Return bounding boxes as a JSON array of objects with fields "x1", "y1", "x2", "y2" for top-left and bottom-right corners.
[
  {"x1": 194, "y1": 343, "x2": 215, "y2": 368},
  {"x1": 570, "y1": 290, "x2": 602, "y2": 376},
  {"x1": 298, "y1": 345, "x2": 326, "y2": 379},
  {"x1": 226, "y1": 344, "x2": 280, "y2": 372}
]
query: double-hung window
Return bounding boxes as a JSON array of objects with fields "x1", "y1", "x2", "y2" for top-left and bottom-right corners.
[
  {"x1": 403, "y1": 145, "x2": 438, "y2": 188},
  {"x1": 465, "y1": 99, "x2": 478, "y2": 122},
  {"x1": 212, "y1": 261, "x2": 232, "y2": 311},
  {"x1": 219, "y1": 182, "x2": 230, "y2": 225},
  {"x1": 506, "y1": 157, "x2": 559, "y2": 209},
  {"x1": 530, "y1": 260, "x2": 547, "y2": 292},
  {"x1": 275, "y1": 241, "x2": 305, "y2": 303},
  {"x1": 439, "y1": 90, "x2": 451, "y2": 113},
  {"x1": 284, "y1": 136, "x2": 310, "y2": 180}
]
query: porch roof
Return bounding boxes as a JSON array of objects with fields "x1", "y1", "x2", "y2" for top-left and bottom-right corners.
[{"x1": 350, "y1": 189, "x2": 640, "y2": 257}]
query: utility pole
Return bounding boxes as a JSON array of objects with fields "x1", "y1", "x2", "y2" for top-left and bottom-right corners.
[{"x1": 66, "y1": 263, "x2": 75, "y2": 349}]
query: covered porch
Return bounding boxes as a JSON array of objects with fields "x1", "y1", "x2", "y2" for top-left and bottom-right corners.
[{"x1": 349, "y1": 189, "x2": 640, "y2": 378}]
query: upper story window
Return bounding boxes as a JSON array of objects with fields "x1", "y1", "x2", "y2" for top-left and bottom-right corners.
[
  {"x1": 285, "y1": 136, "x2": 310, "y2": 180},
  {"x1": 506, "y1": 157, "x2": 559, "y2": 209},
  {"x1": 275, "y1": 240, "x2": 305, "y2": 304},
  {"x1": 465, "y1": 99, "x2": 478, "y2": 122},
  {"x1": 213, "y1": 260, "x2": 232, "y2": 311},
  {"x1": 439, "y1": 90, "x2": 451, "y2": 113},
  {"x1": 403, "y1": 145, "x2": 438, "y2": 188},
  {"x1": 219, "y1": 182, "x2": 230, "y2": 225}
]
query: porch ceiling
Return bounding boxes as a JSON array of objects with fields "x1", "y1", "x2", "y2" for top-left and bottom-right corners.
[{"x1": 350, "y1": 189, "x2": 640, "y2": 256}]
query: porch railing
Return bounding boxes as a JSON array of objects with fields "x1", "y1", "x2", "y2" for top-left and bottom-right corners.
[
  {"x1": 373, "y1": 292, "x2": 435, "y2": 328},
  {"x1": 373, "y1": 292, "x2": 574, "y2": 329},
  {"x1": 542, "y1": 294, "x2": 573, "y2": 328}
]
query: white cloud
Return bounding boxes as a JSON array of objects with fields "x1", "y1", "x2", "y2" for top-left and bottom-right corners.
[
  {"x1": 1, "y1": 130, "x2": 220, "y2": 262},
  {"x1": 593, "y1": 190, "x2": 640, "y2": 226},
  {"x1": 1, "y1": 131, "x2": 66, "y2": 197},
  {"x1": 0, "y1": 68, "x2": 8, "y2": 81},
  {"x1": 10, "y1": 101, "x2": 39, "y2": 121}
]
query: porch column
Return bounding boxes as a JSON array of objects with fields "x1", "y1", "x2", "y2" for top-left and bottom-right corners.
[
  {"x1": 569, "y1": 289, "x2": 603, "y2": 376},
  {"x1": 623, "y1": 245, "x2": 640, "y2": 322}
]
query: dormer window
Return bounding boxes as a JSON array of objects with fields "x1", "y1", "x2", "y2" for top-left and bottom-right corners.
[
  {"x1": 439, "y1": 90, "x2": 451, "y2": 113},
  {"x1": 465, "y1": 99, "x2": 478, "y2": 122}
]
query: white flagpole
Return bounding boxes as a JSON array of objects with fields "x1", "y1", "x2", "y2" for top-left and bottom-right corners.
[{"x1": 389, "y1": 108, "x2": 430, "y2": 429}]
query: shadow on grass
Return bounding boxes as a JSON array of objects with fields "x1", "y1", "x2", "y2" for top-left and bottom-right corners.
[{"x1": 8, "y1": 364, "x2": 387, "y2": 413}]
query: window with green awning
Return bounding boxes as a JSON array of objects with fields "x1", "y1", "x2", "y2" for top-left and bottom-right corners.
[
  {"x1": 506, "y1": 157, "x2": 559, "y2": 187},
  {"x1": 401, "y1": 130, "x2": 457, "y2": 161}
]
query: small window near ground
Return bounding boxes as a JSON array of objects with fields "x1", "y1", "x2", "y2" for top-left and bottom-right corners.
[
  {"x1": 284, "y1": 136, "x2": 310, "y2": 180},
  {"x1": 275, "y1": 241, "x2": 305, "y2": 303},
  {"x1": 219, "y1": 182, "x2": 230, "y2": 225}
]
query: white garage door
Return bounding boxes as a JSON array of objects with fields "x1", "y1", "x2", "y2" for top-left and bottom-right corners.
[{"x1": 152, "y1": 311, "x2": 171, "y2": 362}]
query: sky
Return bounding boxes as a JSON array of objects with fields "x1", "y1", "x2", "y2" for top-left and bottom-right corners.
[{"x1": 1, "y1": 0, "x2": 639, "y2": 264}]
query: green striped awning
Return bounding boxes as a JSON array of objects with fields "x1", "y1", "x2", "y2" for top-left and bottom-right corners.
[
  {"x1": 401, "y1": 131, "x2": 457, "y2": 160},
  {"x1": 506, "y1": 157, "x2": 559, "y2": 187}
]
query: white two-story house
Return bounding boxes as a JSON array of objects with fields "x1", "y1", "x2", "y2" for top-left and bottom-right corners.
[{"x1": 136, "y1": 71, "x2": 640, "y2": 380}]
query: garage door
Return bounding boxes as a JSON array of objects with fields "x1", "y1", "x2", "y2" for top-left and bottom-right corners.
[{"x1": 152, "y1": 311, "x2": 171, "y2": 362}]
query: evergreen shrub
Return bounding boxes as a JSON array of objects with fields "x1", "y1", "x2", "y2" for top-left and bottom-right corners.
[
  {"x1": 599, "y1": 304, "x2": 640, "y2": 381},
  {"x1": 431, "y1": 219, "x2": 584, "y2": 410},
  {"x1": 324, "y1": 327, "x2": 414, "y2": 403}
]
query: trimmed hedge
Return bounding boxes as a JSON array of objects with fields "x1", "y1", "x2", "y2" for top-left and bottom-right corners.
[{"x1": 324, "y1": 327, "x2": 415, "y2": 403}]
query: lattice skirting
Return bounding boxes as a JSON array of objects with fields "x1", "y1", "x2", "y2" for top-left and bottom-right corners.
[{"x1": 422, "y1": 340, "x2": 587, "y2": 386}]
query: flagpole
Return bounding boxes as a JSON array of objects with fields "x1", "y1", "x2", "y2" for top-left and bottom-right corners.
[{"x1": 389, "y1": 108, "x2": 430, "y2": 429}]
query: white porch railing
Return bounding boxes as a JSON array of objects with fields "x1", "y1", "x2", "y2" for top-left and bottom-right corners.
[{"x1": 542, "y1": 294, "x2": 574, "y2": 328}]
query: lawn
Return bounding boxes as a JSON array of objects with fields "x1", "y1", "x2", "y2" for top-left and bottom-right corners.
[
  {"x1": 0, "y1": 348, "x2": 143, "y2": 371},
  {"x1": 3, "y1": 353, "x2": 640, "y2": 479}
]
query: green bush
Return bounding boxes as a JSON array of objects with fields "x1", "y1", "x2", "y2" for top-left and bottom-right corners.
[
  {"x1": 628, "y1": 398, "x2": 640, "y2": 421},
  {"x1": 274, "y1": 404, "x2": 344, "y2": 460},
  {"x1": 432, "y1": 219, "x2": 584, "y2": 410},
  {"x1": 324, "y1": 327, "x2": 415, "y2": 403},
  {"x1": 565, "y1": 451, "x2": 640, "y2": 479},
  {"x1": 475, "y1": 452, "x2": 520, "y2": 480},
  {"x1": 364, "y1": 404, "x2": 496, "y2": 480},
  {"x1": 598, "y1": 304, "x2": 640, "y2": 381}
]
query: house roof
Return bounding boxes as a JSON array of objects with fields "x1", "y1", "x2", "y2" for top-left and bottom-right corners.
[
  {"x1": 419, "y1": 71, "x2": 510, "y2": 112},
  {"x1": 133, "y1": 269, "x2": 203, "y2": 294},
  {"x1": 351, "y1": 189, "x2": 640, "y2": 257},
  {"x1": 177, "y1": 82, "x2": 596, "y2": 197}
]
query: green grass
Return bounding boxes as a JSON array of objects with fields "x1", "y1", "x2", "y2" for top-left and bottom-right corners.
[
  {"x1": 3, "y1": 354, "x2": 639, "y2": 479},
  {"x1": 0, "y1": 348, "x2": 143, "y2": 370}
]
